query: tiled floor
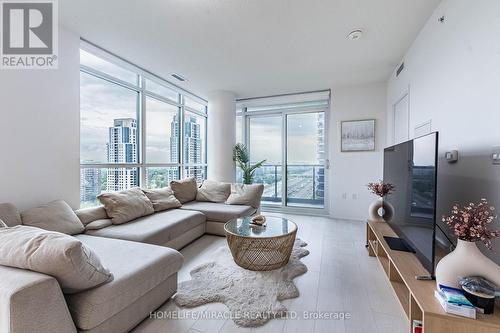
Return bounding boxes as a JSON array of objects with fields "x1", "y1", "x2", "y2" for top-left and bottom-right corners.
[{"x1": 133, "y1": 213, "x2": 407, "y2": 333}]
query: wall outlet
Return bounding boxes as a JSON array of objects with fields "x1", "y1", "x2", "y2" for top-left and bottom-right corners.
[
  {"x1": 492, "y1": 147, "x2": 500, "y2": 165},
  {"x1": 352, "y1": 193, "x2": 358, "y2": 200}
]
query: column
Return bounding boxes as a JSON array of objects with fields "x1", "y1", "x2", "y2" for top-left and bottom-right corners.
[{"x1": 207, "y1": 90, "x2": 236, "y2": 182}]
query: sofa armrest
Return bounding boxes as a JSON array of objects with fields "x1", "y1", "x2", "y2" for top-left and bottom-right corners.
[{"x1": 0, "y1": 266, "x2": 76, "y2": 333}]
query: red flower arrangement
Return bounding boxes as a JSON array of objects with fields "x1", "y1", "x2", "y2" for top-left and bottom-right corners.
[
  {"x1": 442, "y1": 199, "x2": 500, "y2": 250},
  {"x1": 367, "y1": 181, "x2": 395, "y2": 198}
]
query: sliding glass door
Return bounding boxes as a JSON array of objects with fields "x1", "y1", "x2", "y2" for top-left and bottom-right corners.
[
  {"x1": 242, "y1": 107, "x2": 327, "y2": 210},
  {"x1": 286, "y1": 112, "x2": 325, "y2": 208},
  {"x1": 248, "y1": 116, "x2": 282, "y2": 206}
]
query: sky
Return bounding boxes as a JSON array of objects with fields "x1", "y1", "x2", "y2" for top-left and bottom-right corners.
[
  {"x1": 248, "y1": 113, "x2": 323, "y2": 165},
  {"x1": 80, "y1": 72, "x2": 196, "y2": 164},
  {"x1": 80, "y1": 49, "x2": 323, "y2": 166},
  {"x1": 80, "y1": 72, "x2": 137, "y2": 163}
]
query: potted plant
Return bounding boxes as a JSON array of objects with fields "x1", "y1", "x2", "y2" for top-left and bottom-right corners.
[
  {"x1": 436, "y1": 199, "x2": 500, "y2": 288},
  {"x1": 233, "y1": 143, "x2": 266, "y2": 185},
  {"x1": 366, "y1": 181, "x2": 395, "y2": 222}
]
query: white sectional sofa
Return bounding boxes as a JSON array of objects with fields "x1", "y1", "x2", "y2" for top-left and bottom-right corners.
[{"x1": 0, "y1": 183, "x2": 263, "y2": 333}]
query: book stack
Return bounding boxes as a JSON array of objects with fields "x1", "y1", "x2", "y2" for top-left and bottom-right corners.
[
  {"x1": 411, "y1": 320, "x2": 422, "y2": 333},
  {"x1": 434, "y1": 285, "x2": 476, "y2": 319}
]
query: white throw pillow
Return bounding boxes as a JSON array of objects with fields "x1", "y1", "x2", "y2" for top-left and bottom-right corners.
[
  {"x1": 196, "y1": 180, "x2": 231, "y2": 203},
  {"x1": 21, "y1": 200, "x2": 85, "y2": 235},
  {"x1": 170, "y1": 177, "x2": 198, "y2": 203},
  {"x1": 225, "y1": 184, "x2": 264, "y2": 208},
  {"x1": 98, "y1": 188, "x2": 154, "y2": 225},
  {"x1": 142, "y1": 187, "x2": 182, "y2": 212},
  {"x1": 0, "y1": 225, "x2": 113, "y2": 294}
]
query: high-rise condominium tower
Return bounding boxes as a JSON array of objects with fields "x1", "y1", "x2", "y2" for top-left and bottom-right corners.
[
  {"x1": 315, "y1": 112, "x2": 325, "y2": 201},
  {"x1": 106, "y1": 118, "x2": 138, "y2": 191},
  {"x1": 80, "y1": 165, "x2": 101, "y2": 202},
  {"x1": 170, "y1": 114, "x2": 202, "y2": 182}
]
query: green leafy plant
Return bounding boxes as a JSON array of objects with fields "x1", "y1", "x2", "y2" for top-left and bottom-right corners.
[{"x1": 233, "y1": 143, "x2": 266, "y2": 184}]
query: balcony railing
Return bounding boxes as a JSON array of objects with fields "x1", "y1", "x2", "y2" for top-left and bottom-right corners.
[{"x1": 237, "y1": 164, "x2": 325, "y2": 208}]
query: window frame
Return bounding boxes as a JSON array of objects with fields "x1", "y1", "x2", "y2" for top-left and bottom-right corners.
[
  {"x1": 236, "y1": 94, "x2": 330, "y2": 215},
  {"x1": 80, "y1": 42, "x2": 207, "y2": 207}
]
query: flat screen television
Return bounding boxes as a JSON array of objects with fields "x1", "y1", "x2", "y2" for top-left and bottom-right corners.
[{"x1": 383, "y1": 132, "x2": 439, "y2": 276}]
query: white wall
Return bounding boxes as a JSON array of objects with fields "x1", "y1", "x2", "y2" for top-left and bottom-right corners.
[
  {"x1": 0, "y1": 27, "x2": 80, "y2": 210},
  {"x1": 387, "y1": 0, "x2": 500, "y2": 260},
  {"x1": 329, "y1": 82, "x2": 387, "y2": 220}
]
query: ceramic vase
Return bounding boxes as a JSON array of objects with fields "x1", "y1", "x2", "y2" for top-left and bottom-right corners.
[
  {"x1": 368, "y1": 197, "x2": 394, "y2": 222},
  {"x1": 435, "y1": 239, "x2": 500, "y2": 289}
]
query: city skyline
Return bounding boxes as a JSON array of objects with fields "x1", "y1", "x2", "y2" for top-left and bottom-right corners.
[{"x1": 80, "y1": 114, "x2": 204, "y2": 204}]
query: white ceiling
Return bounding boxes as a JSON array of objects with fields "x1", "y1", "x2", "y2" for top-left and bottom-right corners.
[{"x1": 61, "y1": 0, "x2": 441, "y2": 99}]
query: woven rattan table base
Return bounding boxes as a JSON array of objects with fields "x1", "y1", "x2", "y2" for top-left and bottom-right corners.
[{"x1": 226, "y1": 229, "x2": 297, "y2": 271}]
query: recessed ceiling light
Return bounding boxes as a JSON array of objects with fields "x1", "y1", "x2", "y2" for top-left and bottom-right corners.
[
  {"x1": 171, "y1": 73, "x2": 188, "y2": 82},
  {"x1": 347, "y1": 29, "x2": 364, "y2": 41}
]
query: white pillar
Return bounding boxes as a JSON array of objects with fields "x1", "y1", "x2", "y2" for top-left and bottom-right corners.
[{"x1": 207, "y1": 90, "x2": 236, "y2": 182}]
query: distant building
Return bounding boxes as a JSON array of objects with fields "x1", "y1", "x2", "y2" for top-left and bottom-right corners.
[
  {"x1": 106, "y1": 118, "x2": 138, "y2": 191},
  {"x1": 315, "y1": 113, "x2": 325, "y2": 200},
  {"x1": 80, "y1": 165, "x2": 101, "y2": 202},
  {"x1": 170, "y1": 114, "x2": 203, "y2": 182}
]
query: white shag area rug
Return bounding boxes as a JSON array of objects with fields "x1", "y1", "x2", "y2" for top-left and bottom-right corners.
[{"x1": 174, "y1": 238, "x2": 309, "y2": 327}]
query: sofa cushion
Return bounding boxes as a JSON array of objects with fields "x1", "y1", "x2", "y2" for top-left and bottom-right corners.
[
  {"x1": 0, "y1": 203, "x2": 22, "y2": 227},
  {"x1": 75, "y1": 206, "x2": 108, "y2": 225},
  {"x1": 196, "y1": 180, "x2": 231, "y2": 203},
  {"x1": 142, "y1": 187, "x2": 182, "y2": 212},
  {"x1": 225, "y1": 184, "x2": 264, "y2": 209},
  {"x1": 85, "y1": 209, "x2": 206, "y2": 245},
  {"x1": 85, "y1": 219, "x2": 112, "y2": 230},
  {"x1": 170, "y1": 177, "x2": 198, "y2": 203},
  {"x1": 67, "y1": 235, "x2": 183, "y2": 331},
  {"x1": 21, "y1": 200, "x2": 85, "y2": 235},
  {"x1": 180, "y1": 201, "x2": 255, "y2": 222},
  {"x1": 0, "y1": 226, "x2": 113, "y2": 294},
  {"x1": 98, "y1": 188, "x2": 154, "y2": 225}
]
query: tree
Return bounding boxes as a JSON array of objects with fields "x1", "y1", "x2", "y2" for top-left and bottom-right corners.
[{"x1": 233, "y1": 143, "x2": 266, "y2": 184}]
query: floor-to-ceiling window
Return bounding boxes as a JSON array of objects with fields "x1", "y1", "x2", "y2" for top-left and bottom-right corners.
[
  {"x1": 249, "y1": 115, "x2": 283, "y2": 205},
  {"x1": 236, "y1": 92, "x2": 330, "y2": 211},
  {"x1": 80, "y1": 42, "x2": 207, "y2": 208}
]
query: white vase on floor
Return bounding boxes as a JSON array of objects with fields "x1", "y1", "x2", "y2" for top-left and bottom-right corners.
[
  {"x1": 435, "y1": 239, "x2": 500, "y2": 289},
  {"x1": 368, "y1": 197, "x2": 394, "y2": 222}
]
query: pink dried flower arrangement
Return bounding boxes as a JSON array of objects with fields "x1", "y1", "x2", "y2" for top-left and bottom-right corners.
[
  {"x1": 367, "y1": 181, "x2": 395, "y2": 198},
  {"x1": 442, "y1": 199, "x2": 500, "y2": 250}
]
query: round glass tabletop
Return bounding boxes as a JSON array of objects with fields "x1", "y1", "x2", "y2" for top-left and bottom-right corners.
[{"x1": 224, "y1": 216, "x2": 297, "y2": 238}]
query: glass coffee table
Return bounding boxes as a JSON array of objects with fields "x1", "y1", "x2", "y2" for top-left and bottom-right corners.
[{"x1": 224, "y1": 216, "x2": 298, "y2": 271}]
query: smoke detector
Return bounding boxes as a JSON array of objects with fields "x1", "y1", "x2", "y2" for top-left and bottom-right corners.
[{"x1": 347, "y1": 29, "x2": 364, "y2": 41}]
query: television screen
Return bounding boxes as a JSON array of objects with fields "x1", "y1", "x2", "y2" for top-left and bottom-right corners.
[{"x1": 383, "y1": 132, "x2": 438, "y2": 275}]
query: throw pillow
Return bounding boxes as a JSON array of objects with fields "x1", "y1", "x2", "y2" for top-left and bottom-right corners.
[
  {"x1": 85, "y1": 219, "x2": 113, "y2": 231},
  {"x1": 97, "y1": 188, "x2": 154, "y2": 225},
  {"x1": 142, "y1": 187, "x2": 182, "y2": 212},
  {"x1": 21, "y1": 200, "x2": 85, "y2": 235},
  {"x1": 170, "y1": 177, "x2": 198, "y2": 203},
  {"x1": 0, "y1": 203, "x2": 22, "y2": 227},
  {"x1": 75, "y1": 206, "x2": 108, "y2": 225},
  {"x1": 225, "y1": 184, "x2": 264, "y2": 208},
  {"x1": 196, "y1": 180, "x2": 231, "y2": 203},
  {"x1": 0, "y1": 225, "x2": 113, "y2": 294}
]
